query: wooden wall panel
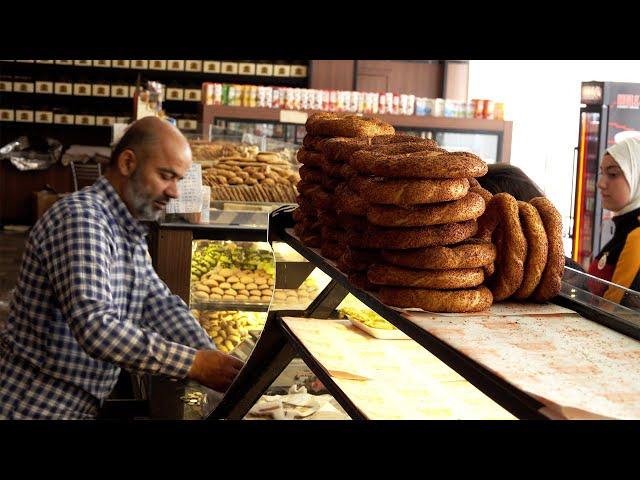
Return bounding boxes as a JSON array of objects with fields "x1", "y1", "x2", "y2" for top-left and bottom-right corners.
[
  {"x1": 444, "y1": 61, "x2": 469, "y2": 102},
  {"x1": 357, "y1": 74, "x2": 388, "y2": 92},
  {"x1": 356, "y1": 61, "x2": 443, "y2": 97},
  {"x1": 154, "y1": 228, "x2": 193, "y2": 303},
  {"x1": 309, "y1": 60, "x2": 355, "y2": 90},
  {"x1": 306, "y1": 60, "x2": 465, "y2": 101}
]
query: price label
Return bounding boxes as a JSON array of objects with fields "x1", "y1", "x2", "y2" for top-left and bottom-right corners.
[
  {"x1": 184, "y1": 89, "x2": 201, "y2": 102},
  {"x1": 291, "y1": 65, "x2": 308, "y2": 77},
  {"x1": 16, "y1": 110, "x2": 33, "y2": 122},
  {"x1": 186, "y1": 60, "x2": 203, "y2": 72},
  {"x1": 166, "y1": 163, "x2": 203, "y2": 214},
  {"x1": 131, "y1": 60, "x2": 148, "y2": 69},
  {"x1": 273, "y1": 65, "x2": 291, "y2": 77},
  {"x1": 35, "y1": 111, "x2": 53, "y2": 123},
  {"x1": 75, "y1": 115, "x2": 96, "y2": 126},
  {"x1": 257, "y1": 64, "x2": 274, "y2": 76},
  {"x1": 36, "y1": 81, "x2": 53, "y2": 93},
  {"x1": 0, "y1": 109, "x2": 14, "y2": 121},
  {"x1": 74, "y1": 83, "x2": 91, "y2": 96},
  {"x1": 111, "y1": 85, "x2": 129, "y2": 97},
  {"x1": 167, "y1": 88, "x2": 184, "y2": 101},
  {"x1": 93, "y1": 84, "x2": 110, "y2": 97},
  {"x1": 178, "y1": 119, "x2": 197, "y2": 130},
  {"x1": 14, "y1": 82, "x2": 34, "y2": 93},
  {"x1": 238, "y1": 63, "x2": 256, "y2": 75},
  {"x1": 203, "y1": 61, "x2": 221, "y2": 73},
  {"x1": 168, "y1": 60, "x2": 185, "y2": 71},
  {"x1": 279, "y1": 109, "x2": 308, "y2": 124},
  {"x1": 54, "y1": 82, "x2": 72, "y2": 95},
  {"x1": 96, "y1": 116, "x2": 116, "y2": 126},
  {"x1": 54, "y1": 114, "x2": 73, "y2": 124},
  {"x1": 149, "y1": 60, "x2": 166, "y2": 70},
  {"x1": 221, "y1": 62, "x2": 238, "y2": 74}
]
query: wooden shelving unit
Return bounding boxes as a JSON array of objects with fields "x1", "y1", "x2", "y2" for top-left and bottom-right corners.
[{"x1": 0, "y1": 60, "x2": 309, "y2": 146}]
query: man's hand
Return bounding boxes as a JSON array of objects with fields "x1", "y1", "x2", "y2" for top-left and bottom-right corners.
[{"x1": 187, "y1": 349, "x2": 244, "y2": 392}]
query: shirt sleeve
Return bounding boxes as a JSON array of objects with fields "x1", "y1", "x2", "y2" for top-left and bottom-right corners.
[
  {"x1": 40, "y1": 208, "x2": 197, "y2": 380},
  {"x1": 604, "y1": 227, "x2": 640, "y2": 304},
  {"x1": 142, "y1": 263, "x2": 216, "y2": 351}
]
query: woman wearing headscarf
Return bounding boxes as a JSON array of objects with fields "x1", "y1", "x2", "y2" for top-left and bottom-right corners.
[{"x1": 589, "y1": 136, "x2": 640, "y2": 306}]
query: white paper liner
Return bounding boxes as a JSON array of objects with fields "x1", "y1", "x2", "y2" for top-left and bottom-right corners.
[
  {"x1": 405, "y1": 312, "x2": 640, "y2": 419},
  {"x1": 282, "y1": 317, "x2": 516, "y2": 420}
]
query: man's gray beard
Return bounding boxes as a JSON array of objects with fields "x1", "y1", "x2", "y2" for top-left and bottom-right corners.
[{"x1": 124, "y1": 170, "x2": 164, "y2": 221}]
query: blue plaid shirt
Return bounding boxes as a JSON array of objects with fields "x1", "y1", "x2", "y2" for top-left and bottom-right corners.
[{"x1": 0, "y1": 176, "x2": 215, "y2": 419}]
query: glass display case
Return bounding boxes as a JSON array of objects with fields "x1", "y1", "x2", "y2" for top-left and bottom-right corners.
[
  {"x1": 204, "y1": 209, "x2": 640, "y2": 421},
  {"x1": 144, "y1": 208, "x2": 336, "y2": 419},
  {"x1": 188, "y1": 132, "x2": 300, "y2": 206},
  {"x1": 144, "y1": 175, "x2": 640, "y2": 421},
  {"x1": 206, "y1": 124, "x2": 301, "y2": 156},
  {"x1": 146, "y1": 207, "x2": 640, "y2": 419},
  {"x1": 190, "y1": 240, "x2": 275, "y2": 307},
  {"x1": 201, "y1": 105, "x2": 513, "y2": 163},
  {"x1": 210, "y1": 120, "x2": 306, "y2": 145},
  {"x1": 187, "y1": 239, "x2": 331, "y2": 353}
]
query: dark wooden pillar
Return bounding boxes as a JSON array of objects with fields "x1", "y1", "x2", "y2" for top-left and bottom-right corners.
[{"x1": 154, "y1": 227, "x2": 193, "y2": 303}]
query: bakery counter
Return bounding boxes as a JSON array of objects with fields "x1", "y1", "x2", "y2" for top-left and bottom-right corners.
[
  {"x1": 205, "y1": 208, "x2": 640, "y2": 420},
  {"x1": 280, "y1": 317, "x2": 516, "y2": 420}
]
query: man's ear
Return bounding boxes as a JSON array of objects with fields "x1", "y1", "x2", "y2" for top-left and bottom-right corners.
[{"x1": 117, "y1": 149, "x2": 137, "y2": 177}]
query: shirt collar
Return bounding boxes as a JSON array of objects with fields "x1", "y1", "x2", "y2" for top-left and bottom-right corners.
[{"x1": 92, "y1": 176, "x2": 149, "y2": 239}]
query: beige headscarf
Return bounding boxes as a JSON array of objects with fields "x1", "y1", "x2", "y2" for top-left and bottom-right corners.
[{"x1": 606, "y1": 136, "x2": 640, "y2": 216}]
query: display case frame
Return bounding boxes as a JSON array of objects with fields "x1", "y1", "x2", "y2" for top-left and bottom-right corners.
[{"x1": 200, "y1": 104, "x2": 513, "y2": 163}]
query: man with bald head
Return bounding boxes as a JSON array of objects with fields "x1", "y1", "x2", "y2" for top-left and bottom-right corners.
[
  {"x1": 109, "y1": 117, "x2": 190, "y2": 220},
  {"x1": 0, "y1": 117, "x2": 243, "y2": 419}
]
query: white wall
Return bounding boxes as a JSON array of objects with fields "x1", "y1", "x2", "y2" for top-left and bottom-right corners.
[{"x1": 468, "y1": 60, "x2": 640, "y2": 255}]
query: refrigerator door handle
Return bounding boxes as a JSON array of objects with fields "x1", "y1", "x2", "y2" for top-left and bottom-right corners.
[{"x1": 569, "y1": 146, "x2": 579, "y2": 238}]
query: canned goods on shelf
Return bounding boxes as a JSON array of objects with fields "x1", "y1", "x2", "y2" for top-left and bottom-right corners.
[
  {"x1": 415, "y1": 97, "x2": 428, "y2": 116},
  {"x1": 444, "y1": 99, "x2": 456, "y2": 118},
  {"x1": 465, "y1": 101, "x2": 475, "y2": 118},
  {"x1": 433, "y1": 98, "x2": 445, "y2": 117},
  {"x1": 483, "y1": 100, "x2": 495, "y2": 119},
  {"x1": 473, "y1": 99, "x2": 484, "y2": 119}
]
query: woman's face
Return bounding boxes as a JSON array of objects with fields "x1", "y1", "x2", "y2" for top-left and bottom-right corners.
[{"x1": 597, "y1": 154, "x2": 631, "y2": 211}]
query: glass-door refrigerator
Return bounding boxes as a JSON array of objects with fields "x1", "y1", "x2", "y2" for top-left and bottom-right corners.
[{"x1": 572, "y1": 81, "x2": 640, "y2": 269}]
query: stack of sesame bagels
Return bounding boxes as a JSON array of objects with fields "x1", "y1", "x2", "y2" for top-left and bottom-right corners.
[
  {"x1": 292, "y1": 112, "x2": 564, "y2": 312},
  {"x1": 295, "y1": 113, "x2": 394, "y2": 260},
  {"x1": 476, "y1": 193, "x2": 564, "y2": 303}
]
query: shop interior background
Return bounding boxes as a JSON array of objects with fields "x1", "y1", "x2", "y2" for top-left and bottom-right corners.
[{"x1": 468, "y1": 60, "x2": 640, "y2": 255}]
